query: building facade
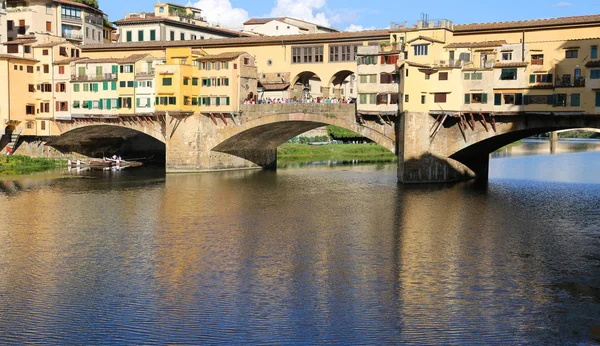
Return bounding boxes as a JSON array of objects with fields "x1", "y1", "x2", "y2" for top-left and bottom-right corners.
[
  {"x1": 243, "y1": 17, "x2": 339, "y2": 36},
  {"x1": 114, "y1": 2, "x2": 249, "y2": 43}
]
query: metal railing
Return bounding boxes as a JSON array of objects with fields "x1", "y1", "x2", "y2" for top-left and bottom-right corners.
[
  {"x1": 434, "y1": 60, "x2": 464, "y2": 68},
  {"x1": 555, "y1": 76, "x2": 585, "y2": 87},
  {"x1": 136, "y1": 70, "x2": 155, "y2": 77},
  {"x1": 71, "y1": 73, "x2": 117, "y2": 81},
  {"x1": 62, "y1": 32, "x2": 83, "y2": 40}
]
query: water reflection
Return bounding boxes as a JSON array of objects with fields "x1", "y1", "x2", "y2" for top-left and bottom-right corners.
[{"x1": 0, "y1": 151, "x2": 599, "y2": 343}]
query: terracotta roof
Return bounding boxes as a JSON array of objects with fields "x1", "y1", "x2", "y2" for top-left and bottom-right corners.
[
  {"x1": 196, "y1": 52, "x2": 246, "y2": 60},
  {"x1": 260, "y1": 82, "x2": 290, "y2": 91},
  {"x1": 81, "y1": 29, "x2": 393, "y2": 51},
  {"x1": 455, "y1": 14, "x2": 600, "y2": 32},
  {"x1": 444, "y1": 40, "x2": 507, "y2": 48},
  {"x1": 402, "y1": 61, "x2": 431, "y2": 69},
  {"x1": 72, "y1": 54, "x2": 150, "y2": 64},
  {"x1": 113, "y1": 17, "x2": 250, "y2": 37},
  {"x1": 35, "y1": 41, "x2": 72, "y2": 48},
  {"x1": 494, "y1": 61, "x2": 529, "y2": 68},
  {"x1": 3, "y1": 39, "x2": 37, "y2": 45},
  {"x1": 244, "y1": 18, "x2": 278, "y2": 25},
  {"x1": 407, "y1": 36, "x2": 445, "y2": 44},
  {"x1": 53, "y1": 0, "x2": 103, "y2": 14},
  {"x1": 119, "y1": 54, "x2": 152, "y2": 63},
  {"x1": 54, "y1": 57, "x2": 88, "y2": 65},
  {"x1": 0, "y1": 54, "x2": 39, "y2": 62},
  {"x1": 586, "y1": 60, "x2": 600, "y2": 67}
]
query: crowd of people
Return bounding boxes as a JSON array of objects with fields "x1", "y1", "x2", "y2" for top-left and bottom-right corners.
[{"x1": 243, "y1": 97, "x2": 356, "y2": 105}]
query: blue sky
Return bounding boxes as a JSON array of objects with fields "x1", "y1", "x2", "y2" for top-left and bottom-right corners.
[{"x1": 102, "y1": 0, "x2": 600, "y2": 31}]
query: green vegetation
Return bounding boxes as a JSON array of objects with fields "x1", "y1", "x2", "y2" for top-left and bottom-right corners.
[
  {"x1": 327, "y1": 126, "x2": 362, "y2": 139},
  {"x1": 278, "y1": 143, "x2": 396, "y2": 164},
  {"x1": 558, "y1": 131, "x2": 600, "y2": 139},
  {"x1": 72, "y1": 0, "x2": 99, "y2": 9},
  {"x1": 0, "y1": 155, "x2": 63, "y2": 175}
]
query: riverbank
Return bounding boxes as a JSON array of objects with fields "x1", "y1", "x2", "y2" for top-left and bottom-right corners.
[
  {"x1": 277, "y1": 143, "x2": 397, "y2": 164},
  {"x1": 0, "y1": 155, "x2": 63, "y2": 175}
]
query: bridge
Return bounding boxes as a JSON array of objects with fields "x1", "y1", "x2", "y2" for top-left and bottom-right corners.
[{"x1": 29, "y1": 105, "x2": 600, "y2": 183}]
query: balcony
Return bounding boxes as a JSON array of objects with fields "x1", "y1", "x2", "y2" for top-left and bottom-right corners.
[
  {"x1": 136, "y1": 70, "x2": 155, "y2": 78},
  {"x1": 62, "y1": 15, "x2": 82, "y2": 25},
  {"x1": 433, "y1": 60, "x2": 464, "y2": 68},
  {"x1": 556, "y1": 76, "x2": 585, "y2": 87},
  {"x1": 62, "y1": 32, "x2": 83, "y2": 40},
  {"x1": 71, "y1": 73, "x2": 117, "y2": 81}
]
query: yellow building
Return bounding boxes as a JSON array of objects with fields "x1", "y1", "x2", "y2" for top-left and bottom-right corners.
[{"x1": 154, "y1": 47, "x2": 202, "y2": 115}]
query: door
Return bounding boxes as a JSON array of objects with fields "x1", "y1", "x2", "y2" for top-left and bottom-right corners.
[{"x1": 574, "y1": 68, "x2": 582, "y2": 86}]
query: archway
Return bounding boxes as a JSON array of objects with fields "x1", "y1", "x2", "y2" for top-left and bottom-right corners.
[
  {"x1": 290, "y1": 71, "x2": 323, "y2": 100},
  {"x1": 46, "y1": 125, "x2": 166, "y2": 163},
  {"x1": 328, "y1": 70, "x2": 356, "y2": 100}
]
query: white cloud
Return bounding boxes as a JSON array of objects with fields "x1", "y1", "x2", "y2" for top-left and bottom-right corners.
[
  {"x1": 270, "y1": 0, "x2": 331, "y2": 27},
  {"x1": 189, "y1": 0, "x2": 249, "y2": 29},
  {"x1": 553, "y1": 1, "x2": 571, "y2": 7},
  {"x1": 345, "y1": 24, "x2": 376, "y2": 32}
]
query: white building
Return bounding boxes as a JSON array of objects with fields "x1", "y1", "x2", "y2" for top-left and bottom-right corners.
[
  {"x1": 114, "y1": 2, "x2": 250, "y2": 43},
  {"x1": 5, "y1": 0, "x2": 106, "y2": 45},
  {"x1": 243, "y1": 17, "x2": 340, "y2": 36}
]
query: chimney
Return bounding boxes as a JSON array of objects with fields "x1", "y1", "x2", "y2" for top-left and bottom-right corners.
[{"x1": 417, "y1": 20, "x2": 423, "y2": 29}]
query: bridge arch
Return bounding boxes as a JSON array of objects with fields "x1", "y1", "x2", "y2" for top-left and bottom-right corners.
[
  {"x1": 328, "y1": 70, "x2": 356, "y2": 99},
  {"x1": 47, "y1": 123, "x2": 166, "y2": 160},
  {"x1": 212, "y1": 107, "x2": 396, "y2": 167}
]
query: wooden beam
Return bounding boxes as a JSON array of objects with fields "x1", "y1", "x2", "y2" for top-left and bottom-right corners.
[
  {"x1": 430, "y1": 113, "x2": 448, "y2": 141},
  {"x1": 480, "y1": 113, "x2": 489, "y2": 132},
  {"x1": 491, "y1": 114, "x2": 497, "y2": 132},
  {"x1": 430, "y1": 112, "x2": 444, "y2": 131},
  {"x1": 219, "y1": 113, "x2": 228, "y2": 126},
  {"x1": 468, "y1": 113, "x2": 476, "y2": 130},
  {"x1": 209, "y1": 113, "x2": 218, "y2": 126},
  {"x1": 230, "y1": 113, "x2": 238, "y2": 125}
]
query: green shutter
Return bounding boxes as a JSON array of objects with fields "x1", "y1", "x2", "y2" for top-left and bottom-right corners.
[
  {"x1": 147, "y1": 98, "x2": 151, "y2": 107},
  {"x1": 111, "y1": 81, "x2": 117, "y2": 90},
  {"x1": 206, "y1": 97, "x2": 210, "y2": 106},
  {"x1": 547, "y1": 74, "x2": 553, "y2": 83},
  {"x1": 112, "y1": 65, "x2": 118, "y2": 74},
  {"x1": 73, "y1": 84, "x2": 80, "y2": 92},
  {"x1": 595, "y1": 92, "x2": 600, "y2": 107},
  {"x1": 515, "y1": 93, "x2": 523, "y2": 105},
  {"x1": 494, "y1": 93, "x2": 502, "y2": 106},
  {"x1": 571, "y1": 93, "x2": 580, "y2": 107},
  {"x1": 156, "y1": 97, "x2": 159, "y2": 105},
  {"x1": 136, "y1": 98, "x2": 140, "y2": 107},
  {"x1": 96, "y1": 66, "x2": 103, "y2": 77},
  {"x1": 103, "y1": 81, "x2": 108, "y2": 90},
  {"x1": 217, "y1": 78, "x2": 221, "y2": 86},
  {"x1": 529, "y1": 74, "x2": 536, "y2": 83},
  {"x1": 120, "y1": 65, "x2": 124, "y2": 73},
  {"x1": 78, "y1": 66, "x2": 86, "y2": 77},
  {"x1": 134, "y1": 81, "x2": 138, "y2": 88},
  {"x1": 226, "y1": 97, "x2": 230, "y2": 105},
  {"x1": 98, "y1": 99, "x2": 103, "y2": 110},
  {"x1": 107, "y1": 99, "x2": 112, "y2": 109},
  {"x1": 553, "y1": 94, "x2": 559, "y2": 107},
  {"x1": 464, "y1": 93, "x2": 470, "y2": 104},
  {"x1": 207, "y1": 79, "x2": 211, "y2": 86},
  {"x1": 225, "y1": 78, "x2": 229, "y2": 86},
  {"x1": 216, "y1": 97, "x2": 220, "y2": 106},
  {"x1": 93, "y1": 83, "x2": 98, "y2": 92},
  {"x1": 482, "y1": 93, "x2": 488, "y2": 104},
  {"x1": 87, "y1": 100, "x2": 92, "y2": 109},
  {"x1": 117, "y1": 98, "x2": 122, "y2": 109},
  {"x1": 524, "y1": 95, "x2": 529, "y2": 105}
]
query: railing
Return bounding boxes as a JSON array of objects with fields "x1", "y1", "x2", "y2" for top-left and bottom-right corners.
[
  {"x1": 62, "y1": 32, "x2": 83, "y2": 40},
  {"x1": 531, "y1": 58, "x2": 544, "y2": 65},
  {"x1": 71, "y1": 73, "x2": 117, "y2": 81},
  {"x1": 61, "y1": 15, "x2": 82, "y2": 24},
  {"x1": 136, "y1": 70, "x2": 155, "y2": 77},
  {"x1": 555, "y1": 76, "x2": 585, "y2": 87},
  {"x1": 434, "y1": 60, "x2": 464, "y2": 68}
]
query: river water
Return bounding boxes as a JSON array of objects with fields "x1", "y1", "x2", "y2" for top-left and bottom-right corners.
[{"x1": 1, "y1": 140, "x2": 600, "y2": 344}]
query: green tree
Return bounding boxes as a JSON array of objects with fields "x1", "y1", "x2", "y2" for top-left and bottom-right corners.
[{"x1": 71, "y1": 0, "x2": 99, "y2": 9}]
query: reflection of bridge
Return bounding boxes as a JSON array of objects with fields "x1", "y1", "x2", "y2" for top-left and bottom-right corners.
[{"x1": 34, "y1": 107, "x2": 600, "y2": 183}]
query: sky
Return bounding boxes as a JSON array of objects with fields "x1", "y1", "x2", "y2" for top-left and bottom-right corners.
[{"x1": 101, "y1": 0, "x2": 600, "y2": 31}]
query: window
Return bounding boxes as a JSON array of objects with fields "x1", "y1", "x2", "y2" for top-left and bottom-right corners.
[
  {"x1": 28, "y1": 84, "x2": 35, "y2": 92},
  {"x1": 554, "y1": 93, "x2": 567, "y2": 107},
  {"x1": 465, "y1": 93, "x2": 488, "y2": 104},
  {"x1": 7, "y1": 20, "x2": 13, "y2": 31},
  {"x1": 26, "y1": 105, "x2": 35, "y2": 115},
  {"x1": 369, "y1": 94, "x2": 377, "y2": 104},
  {"x1": 18, "y1": 20, "x2": 25, "y2": 35},
  {"x1": 170, "y1": 31, "x2": 175, "y2": 41},
  {"x1": 61, "y1": 5, "x2": 81, "y2": 19},
  {"x1": 27, "y1": 66, "x2": 34, "y2": 73},
  {"x1": 565, "y1": 50, "x2": 578, "y2": 58},
  {"x1": 180, "y1": 32, "x2": 185, "y2": 41},
  {"x1": 526, "y1": 95, "x2": 553, "y2": 105},
  {"x1": 92, "y1": 29, "x2": 95, "y2": 40},
  {"x1": 40, "y1": 121, "x2": 46, "y2": 131},
  {"x1": 405, "y1": 94, "x2": 409, "y2": 102},
  {"x1": 46, "y1": 21, "x2": 52, "y2": 32},
  {"x1": 126, "y1": 31, "x2": 132, "y2": 42},
  {"x1": 183, "y1": 78, "x2": 189, "y2": 86},
  {"x1": 596, "y1": 91, "x2": 600, "y2": 107},
  {"x1": 592, "y1": 46, "x2": 599, "y2": 60},
  {"x1": 504, "y1": 94, "x2": 515, "y2": 105},
  {"x1": 464, "y1": 72, "x2": 482, "y2": 80},
  {"x1": 59, "y1": 47, "x2": 67, "y2": 57},
  {"x1": 591, "y1": 70, "x2": 600, "y2": 79},
  {"x1": 46, "y1": 4, "x2": 52, "y2": 15},
  {"x1": 138, "y1": 30, "x2": 144, "y2": 41},
  {"x1": 434, "y1": 93, "x2": 447, "y2": 103},
  {"x1": 439, "y1": 72, "x2": 448, "y2": 81},
  {"x1": 120, "y1": 65, "x2": 133, "y2": 73},
  {"x1": 26, "y1": 121, "x2": 33, "y2": 129},
  {"x1": 43, "y1": 65, "x2": 49, "y2": 73},
  {"x1": 425, "y1": 73, "x2": 430, "y2": 80},
  {"x1": 120, "y1": 81, "x2": 126, "y2": 87},
  {"x1": 421, "y1": 95, "x2": 426, "y2": 104},
  {"x1": 163, "y1": 77, "x2": 172, "y2": 86},
  {"x1": 376, "y1": 94, "x2": 388, "y2": 105},
  {"x1": 500, "y1": 68, "x2": 517, "y2": 80},
  {"x1": 291, "y1": 46, "x2": 325, "y2": 64},
  {"x1": 192, "y1": 78, "x2": 198, "y2": 86},
  {"x1": 150, "y1": 30, "x2": 156, "y2": 41},
  {"x1": 530, "y1": 73, "x2": 553, "y2": 83},
  {"x1": 571, "y1": 93, "x2": 581, "y2": 107},
  {"x1": 7, "y1": 45, "x2": 18, "y2": 54},
  {"x1": 501, "y1": 52, "x2": 512, "y2": 61},
  {"x1": 531, "y1": 54, "x2": 544, "y2": 65},
  {"x1": 43, "y1": 50, "x2": 49, "y2": 56},
  {"x1": 127, "y1": 81, "x2": 134, "y2": 88},
  {"x1": 413, "y1": 44, "x2": 428, "y2": 56},
  {"x1": 329, "y1": 45, "x2": 357, "y2": 62},
  {"x1": 459, "y1": 52, "x2": 471, "y2": 62}
]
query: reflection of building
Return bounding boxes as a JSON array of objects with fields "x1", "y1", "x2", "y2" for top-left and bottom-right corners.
[
  {"x1": 114, "y1": 2, "x2": 250, "y2": 43},
  {"x1": 5, "y1": 0, "x2": 106, "y2": 45},
  {"x1": 243, "y1": 17, "x2": 339, "y2": 36}
]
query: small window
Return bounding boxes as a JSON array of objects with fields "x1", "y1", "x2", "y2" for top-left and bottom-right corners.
[
  {"x1": 531, "y1": 54, "x2": 544, "y2": 65},
  {"x1": 500, "y1": 68, "x2": 517, "y2": 80},
  {"x1": 565, "y1": 50, "x2": 578, "y2": 59},
  {"x1": 592, "y1": 46, "x2": 598, "y2": 60},
  {"x1": 413, "y1": 44, "x2": 428, "y2": 56},
  {"x1": 434, "y1": 93, "x2": 447, "y2": 103},
  {"x1": 503, "y1": 94, "x2": 515, "y2": 105},
  {"x1": 162, "y1": 77, "x2": 172, "y2": 86},
  {"x1": 501, "y1": 52, "x2": 512, "y2": 61},
  {"x1": 43, "y1": 50, "x2": 49, "y2": 56},
  {"x1": 439, "y1": 72, "x2": 448, "y2": 81}
]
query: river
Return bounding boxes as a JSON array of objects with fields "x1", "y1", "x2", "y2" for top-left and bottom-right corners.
[{"x1": 1, "y1": 140, "x2": 600, "y2": 344}]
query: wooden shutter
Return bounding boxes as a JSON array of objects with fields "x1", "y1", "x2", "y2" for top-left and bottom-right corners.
[
  {"x1": 464, "y1": 93, "x2": 470, "y2": 104},
  {"x1": 515, "y1": 93, "x2": 523, "y2": 105},
  {"x1": 529, "y1": 74, "x2": 535, "y2": 83},
  {"x1": 482, "y1": 93, "x2": 488, "y2": 104},
  {"x1": 55, "y1": 101, "x2": 59, "y2": 111},
  {"x1": 494, "y1": 94, "x2": 502, "y2": 106}
]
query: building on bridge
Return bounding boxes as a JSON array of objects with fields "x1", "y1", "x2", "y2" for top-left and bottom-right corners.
[{"x1": 242, "y1": 17, "x2": 339, "y2": 36}]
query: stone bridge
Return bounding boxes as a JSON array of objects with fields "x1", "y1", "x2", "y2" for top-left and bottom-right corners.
[
  {"x1": 47, "y1": 104, "x2": 396, "y2": 171},
  {"x1": 400, "y1": 112, "x2": 600, "y2": 183}
]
